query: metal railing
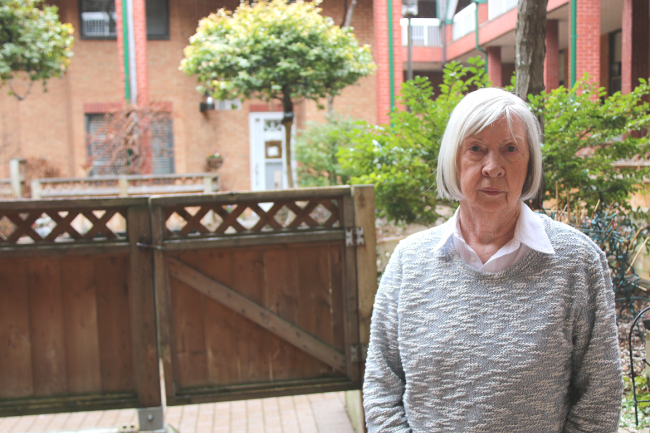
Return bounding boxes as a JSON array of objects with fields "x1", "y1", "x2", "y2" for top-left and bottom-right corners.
[{"x1": 400, "y1": 18, "x2": 442, "y2": 47}]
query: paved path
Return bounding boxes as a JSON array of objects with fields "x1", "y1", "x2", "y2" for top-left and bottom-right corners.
[{"x1": 0, "y1": 392, "x2": 356, "y2": 433}]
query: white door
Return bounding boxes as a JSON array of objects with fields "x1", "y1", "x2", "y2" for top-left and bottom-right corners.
[{"x1": 249, "y1": 112, "x2": 295, "y2": 191}]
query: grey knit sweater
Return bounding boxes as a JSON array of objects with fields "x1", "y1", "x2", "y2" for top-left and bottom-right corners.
[{"x1": 363, "y1": 214, "x2": 623, "y2": 432}]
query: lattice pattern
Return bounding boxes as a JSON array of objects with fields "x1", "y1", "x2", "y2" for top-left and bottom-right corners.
[
  {"x1": 164, "y1": 198, "x2": 341, "y2": 238},
  {"x1": 0, "y1": 208, "x2": 127, "y2": 244}
]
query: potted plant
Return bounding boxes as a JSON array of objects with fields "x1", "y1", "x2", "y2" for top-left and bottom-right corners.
[{"x1": 206, "y1": 151, "x2": 224, "y2": 169}]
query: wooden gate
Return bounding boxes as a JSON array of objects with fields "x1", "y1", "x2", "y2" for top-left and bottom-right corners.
[
  {"x1": 149, "y1": 186, "x2": 376, "y2": 405},
  {"x1": 0, "y1": 185, "x2": 376, "y2": 415}
]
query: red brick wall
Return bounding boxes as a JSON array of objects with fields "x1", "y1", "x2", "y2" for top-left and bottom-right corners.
[
  {"x1": 132, "y1": 0, "x2": 149, "y2": 105},
  {"x1": 622, "y1": 0, "x2": 649, "y2": 94},
  {"x1": 571, "y1": 0, "x2": 600, "y2": 90},
  {"x1": 544, "y1": 19, "x2": 559, "y2": 91},
  {"x1": 487, "y1": 46, "x2": 502, "y2": 88},
  {"x1": 478, "y1": 3, "x2": 488, "y2": 25}
]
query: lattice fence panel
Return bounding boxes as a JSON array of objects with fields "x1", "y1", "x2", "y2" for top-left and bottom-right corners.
[
  {"x1": 163, "y1": 198, "x2": 342, "y2": 239},
  {"x1": 0, "y1": 208, "x2": 128, "y2": 244}
]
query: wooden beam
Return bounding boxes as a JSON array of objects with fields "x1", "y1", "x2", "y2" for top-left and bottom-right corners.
[
  {"x1": 149, "y1": 186, "x2": 352, "y2": 207},
  {"x1": 0, "y1": 197, "x2": 147, "y2": 211},
  {"x1": 167, "y1": 257, "x2": 347, "y2": 373},
  {"x1": 0, "y1": 242, "x2": 130, "y2": 259},
  {"x1": 162, "y1": 230, "x2": 345, "y2": 251},
  {"x1": 127, "y1": 206, "x2": 162, "y2": 408}
]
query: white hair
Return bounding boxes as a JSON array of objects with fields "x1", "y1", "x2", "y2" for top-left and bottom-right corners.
[{"x1": 436, "y1": 88, "x2": 543, "y2": 201}]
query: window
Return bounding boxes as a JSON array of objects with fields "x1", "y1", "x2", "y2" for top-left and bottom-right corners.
[
  {"x1": 79, "y1": 0, "x2": 169, "y2": 40},
  {"x1": 80, "y1": 0, "x2": 117, "y2": 38},
  {"x1": 86, "y1": 114, "x2": 175, "y2": 175}
]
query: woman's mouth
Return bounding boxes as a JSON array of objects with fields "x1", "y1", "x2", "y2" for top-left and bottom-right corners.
[{"x1": 480, "y1": 188, "x2": 504, "y2": 196}]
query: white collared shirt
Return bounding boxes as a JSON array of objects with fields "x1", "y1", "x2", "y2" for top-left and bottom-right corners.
[{"x1": 433, "y1": 201, "x2": 555, "y2": 272}]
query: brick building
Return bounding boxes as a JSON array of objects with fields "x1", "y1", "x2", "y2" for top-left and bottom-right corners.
[{"x1": 0, "y1": 0, "x2": 645, "y2": 193}]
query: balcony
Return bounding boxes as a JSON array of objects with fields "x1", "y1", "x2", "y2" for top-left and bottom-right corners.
[
  {"x1": 400, "y1": 18, "x2": 442, "y2": 47},
  {"x1": 452, "y1": 3, "x2": 476, "y2": 41},
  {"x1": 488, "y1": 0, "x2": 518, "y2": 20}
]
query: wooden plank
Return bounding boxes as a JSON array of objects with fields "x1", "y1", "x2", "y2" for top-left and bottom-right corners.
[
  {"x1": 297, "y1": 245, "x2": 337, "y2": 378},
  {"x1": 150, "y1": 186, "x2": 352, "y2": 207},
  {"x1": 198, "y1": 249, "x2": 239, "y2": 386},
  {"x1": 167, "y1": 377, "x2": 358, "y2": 406},
  {"x1": 27, "y1": 258, "x2": 68, "y2": 396},
  {"x1": 0, "y1": 242, "x2": 130, "y2": 259},
  {"x1": 169, "y1": 249, "x2": 208, "y2": 388},
  {"x1": 95, "y1": 254, "x2": 134, "y2": 393},
  {"x1": 231, "y1": 249, "x2": 270, "y2": 383},
  {"x1": 126, "y1": 205, "x2": 161, "y2": 407},
  {"x1": 342, "y1": 194, "x2": 361, "y2": 383},
  {"x1": 329, "y1": 244, "x2": 347, "y2": 354},
  {"x1": 0, "y1": 392, "x2": 139, "y2": 417},
  {"x1": 264, "y1": 248, "x2": 313, "y2": 382},
  {"x1": 60, "y1": 258, "x2": 102, "y2": 394},
  {"x1": 150, "y1": 205, "x2": 175, "y2": 401},
  {"x1": 0, "y1": 197, "x2": 147, "y2": 211},
  {"x1": 162, "y1": 230, "x2": 344, "y2": 251},
  {"x1": 0, "y1": 259, "x2": 33, "y2": 398},
  {"x1": 167, "y1": 257, "x2": 347, "y2": 373},
  {"x1": 352, "y1": 186, "x2": 377, "y2": 369}
]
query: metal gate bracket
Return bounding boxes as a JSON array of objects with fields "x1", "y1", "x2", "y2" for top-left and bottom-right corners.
[
  {"x1": 350, "y1": 343, "x2": 368, "y2": 362},
  {"x1": 345, "y1": 227, "x2": 365, "y2": 247}
]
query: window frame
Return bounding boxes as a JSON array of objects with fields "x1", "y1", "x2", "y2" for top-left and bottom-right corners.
[{"x1": 78, "y1": 0, "x2": 170, "y2": 41}]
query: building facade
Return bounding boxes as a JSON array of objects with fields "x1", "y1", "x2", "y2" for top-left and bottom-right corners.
[{"x1": 0, "y1": 0, "x2": 645, "y2": 193}]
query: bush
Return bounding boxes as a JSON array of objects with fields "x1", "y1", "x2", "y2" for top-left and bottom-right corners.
[{"x1": 294, "y1": 114, "x2": 361, "y2": 187}]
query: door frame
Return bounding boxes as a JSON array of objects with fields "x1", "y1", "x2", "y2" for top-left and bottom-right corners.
[{"x1": 249, "y1": 112, "x2": 296, "y2": 191}]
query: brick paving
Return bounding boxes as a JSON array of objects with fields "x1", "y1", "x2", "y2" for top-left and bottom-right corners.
[{"x1": 1, "y1": 392, "x2": 355, "y2": 433}]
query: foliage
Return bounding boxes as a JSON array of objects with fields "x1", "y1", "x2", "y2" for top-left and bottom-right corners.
[
  {"x1": 85, "y1": 105, "x2": 171, "y2": 175},
  {"x1": 294, "y1": 114, "x2": 361, "y2": 187},
  {"x1": 338, "y1": 58, "x2": 489, "y2": 224},
  {"x1": 528, "y1": 76, "x2": 650, "y2": 210},
  {"x1": 0, "y1": 0, "x2": 74, "y2": 100},
  {"x1": 179, "y1": 0, "x2": 375, "y2": 111},
  {"x1": 621, "y1": 375, "x2": 650, "y2": 429}
]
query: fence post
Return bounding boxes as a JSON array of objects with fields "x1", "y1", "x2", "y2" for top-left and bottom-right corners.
[
  {"x1": 31, "y1": 180, "x2": 42, "y2": 200},
  {"x1": 9, "y1": 158, "x2": 24, "y2": 198},
  {"x1": 345, "y1": 185, "x2": 377, "y2": 433},
  {"x1": 126, "y1": 204, "x2": 163, "y2": 430},
  {"x1": 119, "y1": 176, "x2": 129, "y2": 197}
]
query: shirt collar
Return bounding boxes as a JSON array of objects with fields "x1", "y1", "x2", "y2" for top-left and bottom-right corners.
[{"x1": 432, "y1": 201, "x2": 555, "y2": 255}]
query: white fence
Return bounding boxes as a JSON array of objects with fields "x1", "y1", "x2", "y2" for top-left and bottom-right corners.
[
  {"x1": 452, "y1": 3, "x2": 476, "y2": 41},
  {"x1": 488, "y1": 0, "x2": 518, "y2": 21},
  {"x1": 400, "y1": 18, "x2": 442, "y2": 47}
]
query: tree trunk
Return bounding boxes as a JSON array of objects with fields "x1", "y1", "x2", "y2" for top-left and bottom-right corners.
[
  {"x1": 281, "y1": 91, "x2": 295, "y2": 188},
  {"x1": 341, "y1": 0, "x2": 358, "y2": 28},
  {"x1": 515, "y1": 0, "x2": 548, "y2": 100}
]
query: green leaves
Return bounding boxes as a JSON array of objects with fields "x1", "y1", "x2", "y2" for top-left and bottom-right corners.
[
  {"x1": 180, "y1": 0, "x2": 375, "y2": 107},
  {"x1": 338, "y1": 58, "x2": 490, "y2": 224},
  {"x1": 529, "y1": 75, "x2": 650, "y2": 209},
  {"x1": 0, "y1": 0, "x2": 74, "y2": 96}
]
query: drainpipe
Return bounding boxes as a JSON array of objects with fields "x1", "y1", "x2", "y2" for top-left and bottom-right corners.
[
  {"x1": 125, "y1": 0, "x2": 138, "y2": 105},
  {"x1": 570, "y1": 0, "x2": 576, "y2": 87},
  {"x1": 121, "y1": 0, "x2": 130, "y2": 103},
  {"x1": 473, "y1": 0, "x2": 488, "y2": 74},
  {"x1": 388, "y1": 0, "x2": 395, "y2": 111}
]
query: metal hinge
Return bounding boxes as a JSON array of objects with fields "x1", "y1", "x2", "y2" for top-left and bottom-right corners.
[
  {"x1": 345, "y1": 227, "x2": 365, "y2": 247},
  {"x1": 350, "y1": 343, "x2": 368, "y2": 362},
  {"x1": 136, "y1": 242, "x2": 165, "y2": 251}
]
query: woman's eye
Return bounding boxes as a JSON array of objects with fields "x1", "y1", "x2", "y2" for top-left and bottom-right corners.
[
  {"x1": 469, "y1": 145, "x2": 481, "y2": 152},
  {"x1": 506, "y1": 145, "x2": 517, "y2": 152}
]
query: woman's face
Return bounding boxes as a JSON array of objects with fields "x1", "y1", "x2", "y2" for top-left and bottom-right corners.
[{"x1": 457, "y1": 117, "x2": 530, "y2": 214}]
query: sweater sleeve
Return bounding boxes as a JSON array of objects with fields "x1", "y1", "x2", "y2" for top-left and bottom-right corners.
[
  {"x1": 563, "y1": 249, "x2": 623, "y2": 433},
  {"x1": 363, "y1": 243, "x2": 411, "y2": 432}
]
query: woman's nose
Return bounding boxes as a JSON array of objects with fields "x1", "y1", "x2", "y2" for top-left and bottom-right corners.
[{"x1": 482, "y1": 154, "x2": 504, "y2": 177}]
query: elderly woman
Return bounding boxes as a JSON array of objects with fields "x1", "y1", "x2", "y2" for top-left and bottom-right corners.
[{"x1": 363, "y1": 88, "x2": 622, "y2": 432}]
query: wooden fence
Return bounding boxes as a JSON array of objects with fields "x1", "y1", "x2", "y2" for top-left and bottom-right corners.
[{"x1": 0, "y1": 185, "x2": 376, "y2": 417}]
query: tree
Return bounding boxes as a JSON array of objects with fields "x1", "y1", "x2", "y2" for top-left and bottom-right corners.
[
  {"x1": 515, "y1": 0, "x2": 548, "y2": 100},
  {"x1": 180, "y1": 0, "x2": 375, "y2": 188},
  {"x1": 0, "y1": 0, "x2": 74, "y2": 100}
]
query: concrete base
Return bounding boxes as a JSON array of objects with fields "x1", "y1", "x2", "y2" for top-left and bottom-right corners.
[{"x1": 345, "y1": 390, "x2": 366, "y2": 433}]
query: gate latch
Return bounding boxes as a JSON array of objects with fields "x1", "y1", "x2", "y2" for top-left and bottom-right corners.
[
  {"x1": 350, "y1": 343, "x2": 368, "y2": 362},
  {"x1": 136, "y1": 242, "x2": 164, "y2": 251},
  {"x1": 345, "y1": 227, "x2": 365, "y2": 247}
]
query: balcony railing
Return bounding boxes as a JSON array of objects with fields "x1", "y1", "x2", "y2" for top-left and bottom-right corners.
[
  {"x1": 488, "y1": 0, "x2": 518, "y2": 20},
  {"x1": 400, "y1": 18, "x2": 442, "y2": 47},
  {"x1": 452, "y1": 3, "x2": 476, "y2": 41}
]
